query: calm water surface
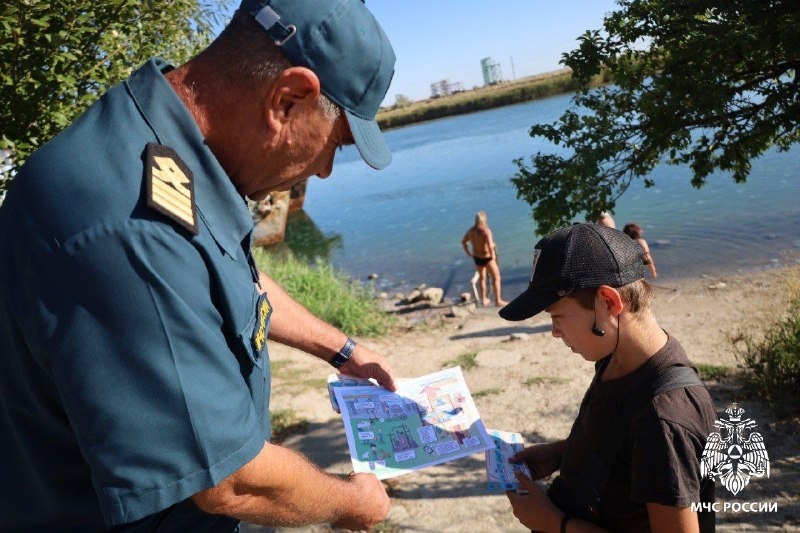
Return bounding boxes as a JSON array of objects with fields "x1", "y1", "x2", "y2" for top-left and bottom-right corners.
[{"x1": 289, "y1": 94, "x2": 800, "y2": 300}]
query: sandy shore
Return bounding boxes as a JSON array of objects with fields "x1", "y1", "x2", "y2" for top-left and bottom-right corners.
[{"x1": 245, "y1": 267, "x2": 800, "y2": 532}]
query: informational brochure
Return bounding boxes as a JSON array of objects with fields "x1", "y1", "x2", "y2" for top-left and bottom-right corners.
[
  {"x1": 327, "y1": 373, "x2": 377, "y2": 413},
  {"x1": 485, "y1": 429, "x2": 531, "y2": 492},
  {"x1": 333, "y1": 367, "x2": 495, "y2": 480}
]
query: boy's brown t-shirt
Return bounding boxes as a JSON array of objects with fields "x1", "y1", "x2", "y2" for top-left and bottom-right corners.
[{"x1": 558, "y1": 335, "x2": 717, "y2": 532}]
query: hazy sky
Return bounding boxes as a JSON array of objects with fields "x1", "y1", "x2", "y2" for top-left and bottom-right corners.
[{"x1": 217, "y1": 1, "x2": 621, "y2": 104}]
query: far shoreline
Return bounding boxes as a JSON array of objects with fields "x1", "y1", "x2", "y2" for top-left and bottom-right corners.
[
  {"x1": 375, "y1": 68, "x2": 610, "y2": 130},
  {"x1": 368, "y1": 252, "x2": 800, "y2": 306}
]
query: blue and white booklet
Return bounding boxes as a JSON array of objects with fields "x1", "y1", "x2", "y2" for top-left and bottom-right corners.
[{"x1": 485, "y1": 429, "x2": 531, "y2": 492}]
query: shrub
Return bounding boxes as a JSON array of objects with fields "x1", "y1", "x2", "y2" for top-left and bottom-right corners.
[
  {"x1": 736, "y1": 277, "x2": 800, "y2": 418},
  {"x1": 696, "y1": 363, "x2": 734, "y2": 381},
  {"x1": 252, "y1": 248, "x2": 396, "y2": 338}
]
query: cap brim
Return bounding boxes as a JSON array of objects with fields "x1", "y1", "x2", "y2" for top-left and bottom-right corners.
[
  {"x1": 344, "y1": 110, "x2": 391, "y2": 170},
  {"x1": 498, "y1": 288, "x2": 562, "y2": 321}
]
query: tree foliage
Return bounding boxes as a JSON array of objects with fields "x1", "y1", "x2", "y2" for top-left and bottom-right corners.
[
  {"x1": 0, "y1": 0, "x2": 233, "y2": 191},
  {"x1": 512, "y1": 0, "x2": 800, "y2": 233}
]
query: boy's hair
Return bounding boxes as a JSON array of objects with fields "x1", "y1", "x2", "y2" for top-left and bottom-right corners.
[{"x1": 567, "y1": 279, "x2": 653, "y2": 315}]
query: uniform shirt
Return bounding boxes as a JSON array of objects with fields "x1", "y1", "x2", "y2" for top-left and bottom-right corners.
[
  {"x1": 559, "y1": 335, "x2": 717, "y2": 533},
  {"x1": 0, "y1": 58, "x2": 271, "y2": 530}
]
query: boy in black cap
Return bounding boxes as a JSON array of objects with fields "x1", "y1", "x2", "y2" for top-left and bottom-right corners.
[{"x1": 501, "y1": 223, "x2": 716, "y2": 533}]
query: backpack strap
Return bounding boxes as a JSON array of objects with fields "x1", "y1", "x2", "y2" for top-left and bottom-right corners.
[{"x1": 648, "y1": 365, "x2": 704, "y2": 396}]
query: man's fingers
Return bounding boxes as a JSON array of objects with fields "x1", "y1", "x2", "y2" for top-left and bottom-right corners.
[
  {"x1": 377, "y1": 369, "x2": 396, "y2": 392},
  {"x1": 363, "y1": 362, "x2": 396, "y2": 391}
]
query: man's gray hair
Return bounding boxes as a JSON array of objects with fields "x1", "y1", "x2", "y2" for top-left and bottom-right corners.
[{"x1": 209, "y1": 10, "x2": 341, "y2": 122}]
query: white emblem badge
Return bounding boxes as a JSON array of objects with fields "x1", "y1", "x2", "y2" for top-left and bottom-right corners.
[
  {"x1": 530, "y1": 248, "x2": 541, "y2": 283},
  {"x1": 701, "y1": 403, "x2": 770, "y2": 495}
]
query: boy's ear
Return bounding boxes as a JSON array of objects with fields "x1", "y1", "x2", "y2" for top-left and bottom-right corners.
[
  {"x1": 263, "y1": 67, "x2": 322, "y2": 130},
  {"x1": 596, "y1": 285, "x2": 624, "y2": 316}
]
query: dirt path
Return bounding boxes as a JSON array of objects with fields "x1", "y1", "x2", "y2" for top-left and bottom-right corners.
[{"x1": 245, "y1": 267, "x2": 800, "y2": 532}]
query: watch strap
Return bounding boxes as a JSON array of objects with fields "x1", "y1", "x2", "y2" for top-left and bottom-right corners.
[{"x1": 330, "y1": 337, "x2": 356, "y2": 368}]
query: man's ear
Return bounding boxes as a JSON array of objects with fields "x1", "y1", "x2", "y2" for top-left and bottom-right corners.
[
  {"x1": 263, "y1": 67, "x2": 322, "y2": 131},
  {"x1": 596, "y1": 285, "x2": 624, "y2": 317}
]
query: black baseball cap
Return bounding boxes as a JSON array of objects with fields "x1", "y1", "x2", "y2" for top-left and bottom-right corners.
[
  {"x1": 499, "y1": 223, "x2": 647, "y2": 321},
  {"x1": 241, "y1": 0, "x2": 395, "y2": 169}
]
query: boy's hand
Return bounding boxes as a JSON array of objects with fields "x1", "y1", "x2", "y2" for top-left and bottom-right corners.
[
  {"x1": 506, "y1": 472, "x2": 563, "y2": 531},
  {"x1": 510, "y1": 441, "x2": 565, "y2": 481}
]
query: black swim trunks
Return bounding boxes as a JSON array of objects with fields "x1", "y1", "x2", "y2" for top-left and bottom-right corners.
[{"x1": 473, "y1": 255, "x2": 491, "y2": 266}]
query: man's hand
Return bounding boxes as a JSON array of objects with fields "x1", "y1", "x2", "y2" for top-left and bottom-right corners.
[
  {"x1": 331, "y1": 473, "x2": 391, "y2": 531},
  {"x1": 510, "y1": 440, "x2": 565, "y2": 481},
  {"x1": 340, "y1": 344, "x2": 396, "y2": 391},
  {"x1": 255, "y1": 271, "x2": 397, "y2": 391}
]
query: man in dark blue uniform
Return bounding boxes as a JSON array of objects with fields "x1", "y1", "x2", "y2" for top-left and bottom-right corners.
[{"x1": 0, "y1": 1, "x2": 397, "y2": 530}]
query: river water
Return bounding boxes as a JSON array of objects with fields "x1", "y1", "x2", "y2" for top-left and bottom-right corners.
[{"x1": 287, "y1": 93, "x2": 800, "y2": 300}]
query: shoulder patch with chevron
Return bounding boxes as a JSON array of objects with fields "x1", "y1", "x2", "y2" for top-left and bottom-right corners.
[{"x1": 145, "y1": 143, "x2": 198, "y2": 235}]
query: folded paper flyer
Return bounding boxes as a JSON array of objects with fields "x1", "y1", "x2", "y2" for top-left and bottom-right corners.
[
  {"x1": 485, "y1": 429, "x2": 531, "y2": 492},
  {"x1": 332, "y1": 367, "x2": 494, "y2": 480}
]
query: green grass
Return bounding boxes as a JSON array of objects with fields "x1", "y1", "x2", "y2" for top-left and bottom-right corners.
[
  {"x1": 524, "y1": 376, "x2": 570, "y2": 386},
  {"x1": 443, "y1": 350, "x2": 478, "y2": 370},
  {"x1": 370, "y1": 521, "x2": 400, "y2": 533},
  {"x1": 299, "y1": 377, "x2": 328, "y2": 390},
  {"x1": 736, "y1": 274, "x2": 800, "y2": 418},
  {"x1": 270, "y1": 408, "x2": 309, "y2": 443},
  {"x1": 696, "y1": 363, "x2": 734, "y2": 381},
  {"x1": 270, "y1": 361, "x2": 327, "y2": 393},
  {"x1": 253, "y1": 248, "x2": 397, "y2": 338},
  {"x1": 269, "y1": 359, "x2": 300, "y2": 379},
  {"x1": 473, "y1": 387, "x2": 503, "y2": 399}
]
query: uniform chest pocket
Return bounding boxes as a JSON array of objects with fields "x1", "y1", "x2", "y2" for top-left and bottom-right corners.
[{"x1": 236, "y1": 292, "x2": 273, "y2": 427}]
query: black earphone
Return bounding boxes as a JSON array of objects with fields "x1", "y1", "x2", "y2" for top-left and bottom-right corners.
[{"x1": 592, "y1": 305, "x2": 605, "y2": 337}]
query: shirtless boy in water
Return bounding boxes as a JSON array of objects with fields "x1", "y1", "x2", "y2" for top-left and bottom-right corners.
[{"x1": 461, "y1": 211, "x2": 508, "y2": 307}]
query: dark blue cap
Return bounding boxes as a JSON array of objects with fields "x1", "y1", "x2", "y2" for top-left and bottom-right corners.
[{"x1": 241, "y1": 0, "x2": 396, "y2": 169}]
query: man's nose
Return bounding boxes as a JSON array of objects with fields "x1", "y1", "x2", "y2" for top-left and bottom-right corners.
[
  {"x1": 551, "y1": 323, "x2": 562, "y2": 338},
  {"x1": 317, "y1": 154, "x2": 335, "y2": 179}
]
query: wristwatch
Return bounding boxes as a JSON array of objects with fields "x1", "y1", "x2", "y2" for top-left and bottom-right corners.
[{"x1": 329, "y1": 337, "x2": 356, "y2": 368}]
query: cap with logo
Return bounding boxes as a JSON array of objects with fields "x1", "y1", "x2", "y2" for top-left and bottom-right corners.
[
  {"x1": 240, "y1": 0, "x2": 396, "y2": 169},
  {"x1": 499, "y1": 223, "x2": 647, "y2": 321}
]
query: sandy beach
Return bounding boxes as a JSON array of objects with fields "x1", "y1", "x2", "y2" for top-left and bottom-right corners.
[{"x1": 245, "y1": 266, "x2": 800, "y2": 532}]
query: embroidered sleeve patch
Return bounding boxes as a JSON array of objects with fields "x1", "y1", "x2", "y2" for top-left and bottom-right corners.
[
  {"x1": 145, "y1": 143, "x2": 199, "y2": 235},
  {"x1": 251, "y1": 293, "x2": 273, "y2": 355}
]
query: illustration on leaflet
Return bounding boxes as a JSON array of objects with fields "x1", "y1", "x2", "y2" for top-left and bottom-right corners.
[
  {"x1": 333, "y1": 367, "x2": 494, "y2": 479},
  {"x1": 485, "y1": 429, "x2": 531, "y2": 492}
]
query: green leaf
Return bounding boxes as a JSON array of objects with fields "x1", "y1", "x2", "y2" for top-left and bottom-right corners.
[
  {"x1": 512, "y1": 0, "x2": 800, "y2": 234},
  {"x1": 1, "y1": 0, "x2": 236, "y2": 191}
]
